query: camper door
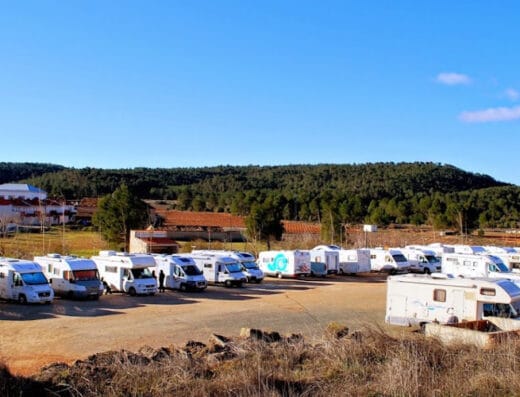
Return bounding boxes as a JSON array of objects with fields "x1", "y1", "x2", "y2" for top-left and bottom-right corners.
[{"x1": 171, "y1": 264, "x2": 184, "y2": 289}]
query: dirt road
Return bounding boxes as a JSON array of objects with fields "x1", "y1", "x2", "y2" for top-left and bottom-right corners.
[{"x1": 0, "y1": 274, "x2": 389, "y2": 375}]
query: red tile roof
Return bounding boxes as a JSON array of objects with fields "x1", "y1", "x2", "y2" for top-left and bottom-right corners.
[{"x1": 156, "y1": 210, "x2": 320, "y2": 235}]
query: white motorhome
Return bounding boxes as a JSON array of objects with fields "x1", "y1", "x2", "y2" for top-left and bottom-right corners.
[
  {"x1": 152, "y1": 254, "x2": 207, "y2": 291},
  {"x1": 368, "y1": 248, "x2": 409, "y2": 274},
  {"x1": 424, "y1": 243, "x2": 455, "y2": 260},
  {"x1": 189, "y1": 253, "x2": 247, "y2": 287},
  {"x1": 257, "y1": 250, "x2": 311, "y2": 278},
  {"x1": 337, "y1": 249, "x2": 371, "y2": 275},
  {"x1": 35, "y1": 254, "x2": 104, "y2": 299},
  {"x1": 310, "y1": 246, "x2": 339, "y2": 274},
  {"x1": 192, "y1": 250, "x2": 264, "y2": 283},
  {"x1": 483, "y1": 246, "x2": 520, "y2": 273},
  {"x1": 386, "y1": 273, "x2": 520, "y2": 326},
  {"x1": 92, "y1": 251, "x2": 158, "y2": 296},
  {"x1": 399, "y1": 248, "x2": 441, "y2": 274},
  {"x1": 441, "y1": 253, "x2": 520, "y2": 282},
  {"x1": 451, "y1": 245, "x2": 486, "y2": 255},
  {"x1": 0, "y1": 258, "x2": 54, "y2": 304}
]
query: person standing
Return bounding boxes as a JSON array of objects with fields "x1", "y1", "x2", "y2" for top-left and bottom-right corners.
[{"x1": 159, "y1": 269, "x2": 166, "y2": 292}]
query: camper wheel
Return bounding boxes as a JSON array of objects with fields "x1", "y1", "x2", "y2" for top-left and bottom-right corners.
[
  {"x1": 18, "y1": 294, "x2": 27, "y2": 305},
  {"x1": 67, "y1": 291, "x2": 74, "y2": 299},
  {"x1": 423, "y1": 268, "x2": 431, "y2": 275},
  {"x1": 128, "y1": 287, "x2": 137, "y2": 296},
  {"x1": 179, "y1": 283, "x2": 187, "y2": 292},
  {"x1": 225, "y1": 280, "x2": 231, "y2": 288},
  {"x1": 277, "y1": 273, "x2": 283, "y2": 279}
]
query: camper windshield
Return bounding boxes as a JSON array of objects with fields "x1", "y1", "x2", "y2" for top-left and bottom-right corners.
[
  {"x1": 224, "y1": 263, "x2": 243, "y2": 273},
  {"x1": 20, "y1": 272, "x2": 48, "y2": 285},
  {"x1": 130, "y1": 268, "x2": 154, "y2": 279},
  {"x1": 243, "y1": 261, "x2": 259, "y2": 270},
  {"x1": 72, "y1": 270, "x2": 99, "y2": 281},
  {"x1": 392, "y1": 254, "x2": 407, "y2": 263},
  {"x1": 183, "y1": 265, "x2": 202, "y2": 276},
  {"x1": 483, "y1": 302, "x2": 520, "y2": 319},
  {"x1": 487, "y1": 262, "x2": 510, "y2": 273},
  {"x1": 425, "y1": 255, "x2": 440, "y2": 264}
]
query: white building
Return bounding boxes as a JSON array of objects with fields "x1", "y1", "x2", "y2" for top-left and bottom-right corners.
[{"x1": 0, "y1": 184, "x2": 47, "y2": 200}]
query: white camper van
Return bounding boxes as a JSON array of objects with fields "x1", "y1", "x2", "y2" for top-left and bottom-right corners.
[
  {"x1": 192, "y1": 250, "x2": 264, "y2": 283},
  {"x1": 152, "y1": 254, "x2": 207, "y2": 291},
  {"x1": 310, "y1": 246, "x2": 339, "y2": 274},
  {"x1": 386, "y1": 274, "x2": 520, "y2": 326},
  {"x1": 338, "y1": 249, "x2": 371, "y2": 275},
  {"x1": 189, "y1": 253, "x2": 247, "y2": 287},
  {"x1": 423, "y1": 243, "x2": 455, "y2": 260},
  {"x1": 483, "y1": 246, "x2": 520, "y2": 273},
  {"x1": 399, "y1": 248, "x2": 441, "y2": 274},
  {"x1": 257, "y1": 250, "x2": 311, "y2": 278},
  {"x1": 0, "y1": 258, "x2": 54, "y2": 304},
  {"x1": 451, "y1": 245, "x2": 486, "y2": 255},
  {"x1": 441, "y1": 253, "x2": 520, "y2": 282},
  {"x1": 368, "y1": 248, "x2": 409, "y2": 274},
  {"x1": 92, "y1": 251, "x2": 158, "y2": 296},
  {"x1": 35, "y1": 254, "x2": 104, "y2": 299}
]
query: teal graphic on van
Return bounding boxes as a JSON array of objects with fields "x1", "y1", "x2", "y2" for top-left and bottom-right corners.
[{"x1": 268, "y1": 253, "x2": 288, "y2": 272}]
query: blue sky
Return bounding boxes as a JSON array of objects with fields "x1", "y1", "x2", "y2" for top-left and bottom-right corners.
[{"x1": 1, "y1": 1, "x2": 519, "y2": 185}]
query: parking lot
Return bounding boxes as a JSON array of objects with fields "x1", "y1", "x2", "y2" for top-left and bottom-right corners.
[{"x1": 0, "y1": 274, "x2": 388, "y2": 375}]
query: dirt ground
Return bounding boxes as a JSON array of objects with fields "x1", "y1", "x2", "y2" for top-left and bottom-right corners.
[{"x1": 0, "y1": 274, "x2": 394, "y2": 376}]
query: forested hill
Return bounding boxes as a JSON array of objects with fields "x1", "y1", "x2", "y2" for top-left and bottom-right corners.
[
  {"x1": 4, "y1": 161, "x2": 520, "y2": 230},
  {"x1": 0, "y1": 162, "x2": 65, "y2": 184},
  {"x1": 12, "y1": 162, "x2": 505, "y2": 200}
]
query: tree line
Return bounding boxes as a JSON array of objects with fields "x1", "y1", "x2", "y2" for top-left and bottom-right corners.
[{"x1": 3, "y1": 161, "x2": 518, "y2": 242}]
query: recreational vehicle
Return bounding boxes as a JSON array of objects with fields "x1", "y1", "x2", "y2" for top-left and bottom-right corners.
[
  {"x1": 309, "y1": 246, "x2": 339, "y2": 274},
  {"x1": 92, "y1": 251, "x2": 158, "y2": 296},
  {"x1": 257, "y1": 250, "x2": 311, "y2": 278},
  {"x1": 424, "y1": 243, "x2": 455, "y2": 260},
  {"x1": 337, "y1": 249, "x2": 371, "y2": 275},
  {"x1": 192, "y1": 250, "x2": 264, "y2": 283},
  {"x1": 35, "y1": 254, "x2": 104, "y2": 299},
  {"x1": 450, "y1": 245, "x2": 486, "y2": 255},
  {"x1": 368, "y1": 248, "x2": 410, "y2": 274},
  {"x1": 399, "y1": 248, "x2": 441, "y2": 274},
  {"x1": 152, "y1": 254, "x2": 207, "y2": 291},
  {"x1": 441, "y1": 253, "x2": 520, "y2": 282},
  {"x1": 189, "y1": 253, "x2": 247, "y2": 287},
  {"x1": 0, "y1": 258, "x2": 54, "y2": 304},
  {"x1": 386, "y1": 274, "x2": 520, "y2": 326},
  {"x1": 483, "y1": 246, "x2": 520, "y2": 273}
]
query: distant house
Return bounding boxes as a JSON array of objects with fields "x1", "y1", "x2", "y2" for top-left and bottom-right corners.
[
  {"x1": 0, "y1": 184, "x2": 75, "y2": 227},
  {"x1": 0, "y1": 184, "x2": 47, "y2": 200}
]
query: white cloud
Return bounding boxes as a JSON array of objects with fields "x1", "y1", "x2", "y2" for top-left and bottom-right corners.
[
  {"x1": 505, "y1": 88, "x2": 519, "y2": 101},
  {"x1": 459, "y1": 105, "x2": 520, "y2": 123},
  {"x1": 436, "y1": 72, "x2": 471, "y2": 85}
]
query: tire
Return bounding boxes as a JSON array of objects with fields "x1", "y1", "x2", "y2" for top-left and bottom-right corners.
[
  {"x1": 225, "y1": 280, "x2": 231, "y2": 288},
  {"x1": 67, "y1": 291, "x2": 74, "y2": 300},
  {"x1": 277, "y1": 273, "x2": 283, "y2": 279},
  {"x1": 339, "y1": 269, "x2": 344, "y2": 275},
  {"x1": 390, "y1": 268, "x2": 397, "y2": 275},
  {"x1": 255, "y1": 279, "x2": 262, "y2": 284},
  {"x1": 423, "y1": 268, "x2": 431, "y2": 275},
  {"x1": 128, "y1": 287, "x2": 137, "y2": 296},
  {"x1": 179, "y1": 284, "x2": 187, "y2": 292},
  {"x1": 18, "y1": 294, "x2": 27, "y2": 304}
]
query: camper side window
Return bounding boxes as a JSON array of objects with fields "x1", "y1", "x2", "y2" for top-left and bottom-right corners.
[
  {"x1": 105, "y1": 266, "x2": 117, "y2": 273},
  {"x1": 13, "y1": 273, "x2": 22, "y2": 287},
  {"x1": 433, "y1": 289, "x2": 446, "y2": 302},
  {"x1": 48, "y1": 264, "x2": 53, "y2": 273},
  {"x1": 204, "y1": 264, "x2": 212, "y2": 269}
]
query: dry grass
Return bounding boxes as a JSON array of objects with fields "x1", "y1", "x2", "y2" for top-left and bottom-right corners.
[
  {"x1": 0, "y1": 229, "x2": 109, "y2": 259},
  {"x1": 2, "y1": 326, "x2": 520, "y2": 396}
]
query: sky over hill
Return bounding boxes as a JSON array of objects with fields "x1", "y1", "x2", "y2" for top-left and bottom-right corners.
[{"x1": 1, "y1": 2, "x2": 519, "y2": 185}]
